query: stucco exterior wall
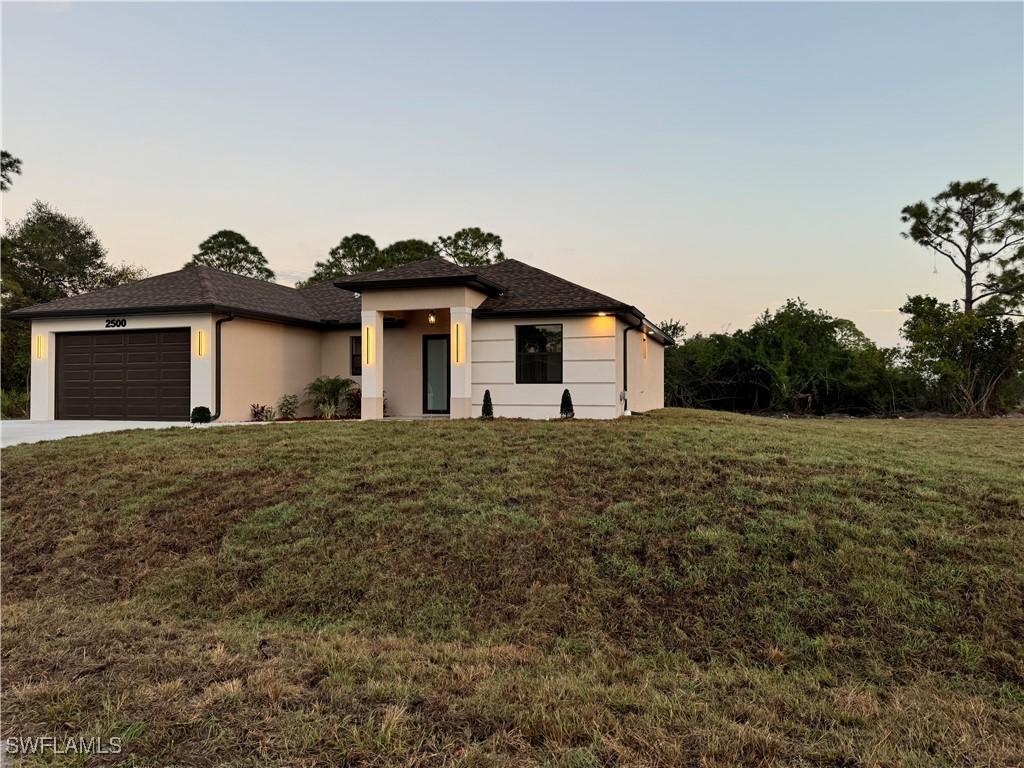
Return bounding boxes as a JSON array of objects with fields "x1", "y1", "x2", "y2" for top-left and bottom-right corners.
[
  {"x1": 219, "y1": 318, "x2": 322, "y2": 421},
  {"x1": 27, "y1": 313, "x2": 215, "y2": 421},
  {"x1": 471, "y1": 315, "x2": 620, "y2": 419},
  {"x1": 625, "y1": 324, "x2": 665, "y2": 413},
  {"x1": 320, "y1": 330, "x2": 362, "y2": 382}
]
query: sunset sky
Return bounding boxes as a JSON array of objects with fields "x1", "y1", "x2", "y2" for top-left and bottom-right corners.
[{"x1": 3, "y1": 2, "x2": 1021, "y2": 345}]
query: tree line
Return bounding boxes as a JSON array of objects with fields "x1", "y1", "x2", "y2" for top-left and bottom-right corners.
[
  {"x1": 2, "y1": 149, "x2": 1021, "y2": 416},
  {"x1": 661, "y1": 179, "x2": 1024, "y2": 416}
]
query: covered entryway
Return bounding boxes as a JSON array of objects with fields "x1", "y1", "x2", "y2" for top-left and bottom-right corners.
[{"x1": 56, "y1": 329, "x2": 191, "y2": 420}]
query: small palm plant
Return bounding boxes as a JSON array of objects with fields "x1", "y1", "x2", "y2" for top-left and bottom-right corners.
[{"x1": 305, "y1": 376, "x2": 353, "y2": 419}]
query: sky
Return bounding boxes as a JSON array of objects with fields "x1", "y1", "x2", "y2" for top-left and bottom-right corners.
[{"x1": 2, "y1": 2, "x2": 1022, "y2": 346}]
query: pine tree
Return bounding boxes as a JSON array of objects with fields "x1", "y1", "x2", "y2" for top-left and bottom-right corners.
[
  {"x1": 481, "y1": 389, "x2": 494, "y2": 419},
  {"x1": 560, "y1": 389, "x2": 574, "y2": 419}
]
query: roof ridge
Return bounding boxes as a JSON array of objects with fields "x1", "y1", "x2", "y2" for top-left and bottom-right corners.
[
  {"x1": 189, "y1": 263, "x2": 298, "y2": 292},
  {"x1": 191, "y1": 263, "x2": 216, "y2": 304}
]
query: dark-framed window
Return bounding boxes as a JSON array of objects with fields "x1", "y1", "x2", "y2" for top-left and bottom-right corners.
[
  {"x1": 350, "y1": 335, "x2": 362, "y2": 376},
  {"x1": 516, "y1": 324, "x2": 563, "y2": 384}
]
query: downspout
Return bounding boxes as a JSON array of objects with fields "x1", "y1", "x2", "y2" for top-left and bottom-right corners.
[
  {"x1": 622, "y1": 318, "x2": 643, "y2": 415},
  {"x1": 211, "y1": 314, "x2": 235, "y2": 421}
]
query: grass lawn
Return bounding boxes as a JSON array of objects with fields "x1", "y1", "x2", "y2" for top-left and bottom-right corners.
[{"x1": 2, "y1": 409, "x2": 1022, "y2": 766}]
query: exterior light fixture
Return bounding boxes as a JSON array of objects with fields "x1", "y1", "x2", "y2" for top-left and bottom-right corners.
[
  {"x1": 363, "y1": 325, "x2": 375, "y2": 366},
  {"x1": 642, "y1": 334, "x2": 649, "y2": 360},
  {"x1": 427, "y1": 311, "x2": 437, "y2": 326},
  {"x1": 597, "y1": 312, "x2": 607, "y2": 317},
  {"x1": 195, "y1": 329, "x2": 207, "y2": 357},
  {"x1": 34, "y1": 334, "x2": 46, "y2": 360},
  {"x1": 453, "y1": 322, "x2": 464, "y2": 364}
]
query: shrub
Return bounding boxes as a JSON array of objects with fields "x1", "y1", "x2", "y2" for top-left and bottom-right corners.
[
  {"x1": 1, "y1": 389, "x2": 30, "y2": 420},
  {"x1": 317, "y1": 402, "x2": 337, "y2": 420},
  {"x1": 277, "y1": 393, "x2": 299, "y2": 420},
  {"x1": 560, "y1": 389, "x2": 574, "y2": 419},
  {"x1": 190, "y1": 406, "x2": 212, "y2": 424},
  {"x1": 305, "y1": 376, "x2": 353, "y2": 414},
  {"x1": 250, "y1": 403, "x2": 271, "y2": 421},
  {"x1": 481, "y1": 389, "x2": 494, "y2": 419},
  {"x1": 343, "y1": 387, "x2": 361, "y2": 419}
]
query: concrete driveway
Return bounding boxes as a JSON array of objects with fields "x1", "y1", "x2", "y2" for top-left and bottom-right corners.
[{"x1": 1, "y1": 420, "x2": 192, "y2": 448}]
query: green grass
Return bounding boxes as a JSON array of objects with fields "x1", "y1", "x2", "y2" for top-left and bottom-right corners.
[{"x1": 2, "y1": 410, "x2": 1022, "y2": 766}]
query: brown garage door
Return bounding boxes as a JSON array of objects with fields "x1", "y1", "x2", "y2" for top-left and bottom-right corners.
[{"x1": 56, "y1": 329, "x2": 191, "y2": 420}]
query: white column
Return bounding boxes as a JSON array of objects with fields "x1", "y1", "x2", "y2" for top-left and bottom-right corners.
[
  {"x1": 29, "y1": 323, "x2": 54, "y2": 420},
  {"x1": 360, "y1": 310, "x2": 384, "y2": 420},
  {"x1": 449, "y1": 306, "x2": 472, "y2": 419}
]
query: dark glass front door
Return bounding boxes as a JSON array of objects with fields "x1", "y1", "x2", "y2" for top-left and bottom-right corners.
[{"x1": 422, "y1": 335, "x2": 450, "y2": 414}]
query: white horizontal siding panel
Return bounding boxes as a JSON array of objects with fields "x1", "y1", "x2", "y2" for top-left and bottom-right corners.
[
  {"x1": 473, "y1": 382, "x2": 616, "y2": 407},
  {"x1": 471, "y1": 403, "x2": 618, "y2": 420},
  {"x1": 471, "y1": 338, "x2": 514, "y2": 363},
  {"x1": 472, "y1": 361, "x2": 515, "y2": 383},
  {"x1": 470, "y1": 321, "x2": 515, "y2": 342},
  {"x1": 564, "y1": 335, "x2": 616, "y2": 361},
  {"x1": 563, "y1": 359, "x2": 616, "y2": 383}
]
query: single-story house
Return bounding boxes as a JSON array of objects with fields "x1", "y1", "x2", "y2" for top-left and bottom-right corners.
[{"x1": 7, "y1": 257, "x2": 671, "y2": 421}]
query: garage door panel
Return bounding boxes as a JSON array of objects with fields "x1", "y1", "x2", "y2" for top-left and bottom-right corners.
[
  {"x1": 94, "y1": 335, "x2": 127, "y2": 347},
  {"x1": 57, "y1": 329, "x2": 191, "y2": 420}
]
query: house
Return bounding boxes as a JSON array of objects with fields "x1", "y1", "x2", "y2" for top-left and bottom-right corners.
[{"x1": 7, "y1": 257, "x2": 671, "y2": 421}]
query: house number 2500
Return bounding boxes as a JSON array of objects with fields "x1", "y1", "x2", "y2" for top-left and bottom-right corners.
[{"x1": 105, "y1": 318, "x2": 127, "y2": 328}]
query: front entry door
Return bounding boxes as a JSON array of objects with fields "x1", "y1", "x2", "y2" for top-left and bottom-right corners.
[{"x1": 423, "y1": 334, "x2": 450, "y2": 414}]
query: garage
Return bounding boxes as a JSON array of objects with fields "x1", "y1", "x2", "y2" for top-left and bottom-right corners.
[{"x1": 56, "y1": 329, "x2": 191, "y2": 420}]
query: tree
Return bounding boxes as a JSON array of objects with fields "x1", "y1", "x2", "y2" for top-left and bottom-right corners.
[
  {"x1": 1, "y1": 201, "x2": 147, "y2": 391},
  {"x1": 434, "y1": 227, "x2": 505, "y2": 266},
  {"x1": 899, "y1": 295, "x2": 1023, "y2": 415},
  {"x1": 1, "y1": 150, "x2": 23, "y2": 192},
  {"x1": 187, "y1": 230, "x2": 274, "y2": 280},
  {"x1": 301, "y1": 234, "x2": 379, "y2": 286},
  {"x1": 658, "y1": 319, "x2": 687, "y2": 344},
  {"x1": 379, "y1": 239, "x2": 436, "y2": 268},
  {"x1": 662, "y1": 300, "x2": 917, "y2": 415},
  {"x1": 901, "y1": 179, "x2": 1024, "y2": 316}
]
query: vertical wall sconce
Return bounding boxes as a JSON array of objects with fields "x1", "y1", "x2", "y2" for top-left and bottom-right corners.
[
  {"x1": 34, "y1": 334, "x2": 46, "y2": 360},
  {"x1": 453, "y1": 322, "x2": 464, "y2": 365},
  {"x1": 363, "y1": 325, "x2": 375, "y2": 366},
  {"x1": 195, "y1": 329, "x2": 207, "y2": 357},
  {"x1": 642, "y1": 332, "x2": 649, "y2": 360}
]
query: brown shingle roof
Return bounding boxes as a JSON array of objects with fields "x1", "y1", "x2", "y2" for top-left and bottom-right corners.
[
  {"x1": 296, "y1": 279, "x2": 361, "y2": 324},
  {"x1": 6, "y1": 257, "x2": 670, "y2": 342},
  {"x1": 5, "y1": 265, "x2": 361, "y2": 327},
  {"x1": 475, "y1": 259, "x2": 632, "y2": 315}
]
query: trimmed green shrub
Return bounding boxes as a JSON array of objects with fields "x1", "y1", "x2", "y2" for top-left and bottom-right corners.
[
  {"x1": 560, "y1": 389, "x2": 574, "y2": 419},
  {"x1": 482, "y1": 390, "x2": 494, "y2": 419},
  {"x1": 190, "y1": 406, "x2": 212, "y2": 424},
  {"x1": 277, "y1": 393, "x2": 299, "y2": 420}
]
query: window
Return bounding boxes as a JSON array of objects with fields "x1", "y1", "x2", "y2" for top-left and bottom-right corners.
[
  {"x1": 350, "y1": 335, "x2": 362, "y2": 376},
  {"x1": 516, "y1": 324, "x2": 562, "y2": 383}
]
